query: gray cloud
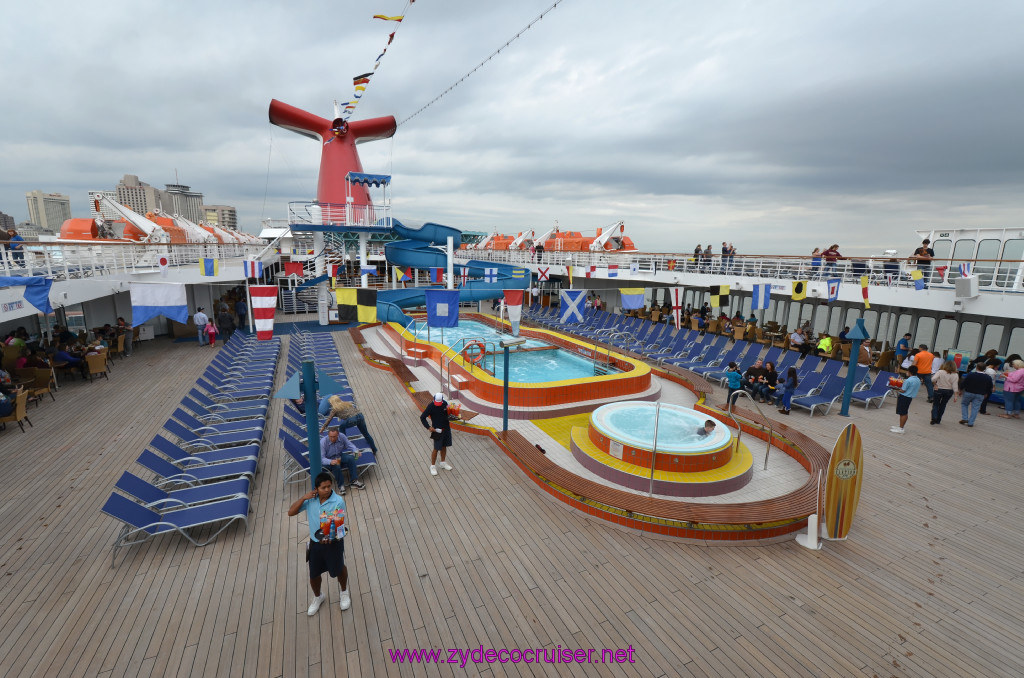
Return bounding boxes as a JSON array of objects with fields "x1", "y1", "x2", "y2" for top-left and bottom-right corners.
[{"x1": 2, "y1": 0, "x2": 1023, "y2": 258}]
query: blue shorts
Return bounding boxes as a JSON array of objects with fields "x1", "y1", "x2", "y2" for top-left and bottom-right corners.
[{"x1": 896, "y1": 394, "x2": 912, "y2": 416}]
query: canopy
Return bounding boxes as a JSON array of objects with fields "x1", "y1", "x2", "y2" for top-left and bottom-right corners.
[{"x1": 345, "y1": 172, "x2": 391, "y2": 187}]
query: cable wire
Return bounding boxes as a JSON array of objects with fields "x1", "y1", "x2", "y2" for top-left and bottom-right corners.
[{"x1": 397, "y1": 0, "x2": 568, "y2": 127}]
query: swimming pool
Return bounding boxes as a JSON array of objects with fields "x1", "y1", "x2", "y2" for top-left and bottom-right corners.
[
  {"x1": 386, "y1": 314, "x2": 654, "y2": 415},
  {"x1": 411, "y1": 319, "x2": 618, "y2": 383}
]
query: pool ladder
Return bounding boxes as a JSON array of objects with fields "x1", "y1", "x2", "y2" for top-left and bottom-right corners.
[
  {"x1": 725, "y1": 390, "x2": 775, "y2": 471},
  {"x1": 439, "y1": 336, "x2": 498, "y2": 400}
]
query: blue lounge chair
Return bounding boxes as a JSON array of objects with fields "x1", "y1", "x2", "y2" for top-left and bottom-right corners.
[
  {"x1": 163, "y1": 419, "x2": 263, "y2": 450},
  {"x1": 135, "y1": 449, "x2": 257, "y2": 487},
  {"x1": 180, "y1": 396, "x2": 266, "y2": 423},
  {"x1": 851, "y1": 371, "x2": 898, "y2": 409},
  {"x1": 280, "y1": 432, "x2": 376, "y2": 485},
  {"x1": 197, "y1": 378, "x2": 269, "y2": 402},
  {"x1": 172, "y1": 408, "x2": 264, "y2": 435},
  {"x1": 100, "y1": 492, "x2": 249, "y2": 563},
  {"x1": 694, "y1": 341, "x2": 750, "y2": 376},
  {"x1": 114, "y1": 471, "x2": 250, "y2": 510},
  {"x1": 150, "y1": 434, "x2": 259, "y2": 465},
  {"x1": 188, "y1": 388, "x2": 268, "y2": 413}
]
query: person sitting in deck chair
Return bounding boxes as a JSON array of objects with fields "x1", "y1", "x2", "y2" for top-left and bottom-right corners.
[
  {"x1": 320, "y1": 428, "x2": 365, "y2": 493},
  {"x1": 319, "y1": 394, "x2": 379, "y2": 456}
]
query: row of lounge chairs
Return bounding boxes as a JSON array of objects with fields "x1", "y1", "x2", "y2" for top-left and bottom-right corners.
[
  {"x1": 277, "y1": 331, "x2": 377, "y2": 485},
  {"x1": 524, "y1": 304, "x2": 899, "y2": 418},
  {"x1": 99, "y1": 332, "x2": 282, "y2": 564}
]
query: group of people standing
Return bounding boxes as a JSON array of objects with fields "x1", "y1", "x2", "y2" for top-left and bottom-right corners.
[{"x1": 192, "y1": 295, "x2": 248, "y2": 347}]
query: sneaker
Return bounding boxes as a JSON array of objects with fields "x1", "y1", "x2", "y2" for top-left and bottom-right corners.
[
  {"x1": 349, "y1": 480, "x2": 365, "y2": 490},
  {"x1": 339, "y1": 590, "x2": 351, "y2": 611},
  {"x1": 959, "y1": 420, "x2": 968, "y2": 426},
  {"x1": 439, "y1": 461, "x2": 453, "y2": 471},
  {"x1": 430, "y1": 465, "x2": 438, "y2": 476},
  {"x1": 307, "y1": 593, "x2": 326, "y2": 616},
  {"x1": 891, "y1": 427, "x2": 904, "y2": 434},
  {"x1": 339, "y1": 485, "x2": 346, "y2": 495}
]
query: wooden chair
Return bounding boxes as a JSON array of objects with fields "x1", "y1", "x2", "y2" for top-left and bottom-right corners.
[
  {"x1": 733, "y1": 326, "x2": 745, "y2": 341},
  {"x1": 0, "y1": 391, "x2": 32, "y2": 432},
  {"x1": 132, "y1": 327, "x2": 141, "y2": 349},
  {"x1": 113, "y1": 334, "x2": 126, "y2": 359},
  {"x1": 706, "y1": 319, "x2": 719, "y2": 334},
  {"x1": 1, "y1": 346, "x2": 19, "y2": 371},
  {"x1": 690, "y1": 318, "x2": 700, "y2": 331},
  {"x1": 875, "y1": 349, "x2": 895, "y2": 371},
  {"x1": 86, "y1": 354, "x2": 109, "y2": 382},
  {"x1": 29, "y1": 368, "x2": 56, "y2": 406},
  {"x1": 754, "y1": 327, "x2": 766, "y2": 344}
]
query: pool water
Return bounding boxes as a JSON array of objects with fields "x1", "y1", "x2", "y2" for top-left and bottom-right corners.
[
  {"x1": 592, "y1": 402, "x2": 731, "y2": 454},
  {"x1": 412, "y1": 319, "x2": 617, "y2": 383}
]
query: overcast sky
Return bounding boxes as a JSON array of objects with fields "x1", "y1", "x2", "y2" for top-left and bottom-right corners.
[{"x1": 2, "y1": 0, "x2": 1023, "y2": 256}]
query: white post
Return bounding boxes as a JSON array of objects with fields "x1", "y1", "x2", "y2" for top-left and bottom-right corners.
[
  {"x1": 359, "y1": 232, "x2": 368, "y2": 288},
  {"x1": 795, "y1": 471, "x2": 823, "y2": 550},
  {"x1": 447, "y1": 236, "x2": 454, "y2": 290}
]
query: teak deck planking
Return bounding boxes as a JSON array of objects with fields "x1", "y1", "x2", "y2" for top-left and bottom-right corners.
[{"x1": 0, "y1": 331, "x2": 1019, "y2": 677}]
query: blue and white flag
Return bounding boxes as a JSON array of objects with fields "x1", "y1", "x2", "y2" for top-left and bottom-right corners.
[
  {"x1": 629, "y1": 262, "x2": 639, "y2": 275},
  {"x1": 424, "y1": 289, "x2": 460, "y2": 328},
  {"x1": 129, "y1": 282, "x2": 188, "y2": 325},
  {"x1": 484, "y1": 268, "x2": 498, "y2": 283},
  {"x1": 750, "y1": 283, "x2": 771, "y2": 310},
  {"x1": 827, "y1": 278, "x2": 841, "y2": 302},
  {"x1": 242, "y1": 260, "x2": 263, "y2": 278},
  {"x1": 560, "y1": 289, "x2": 585, "y2": 323},
  {"x1": 360, "y1": 265, "x2": 376, "y2": 276},
  {"x1": 0, "y1": 276, "x2": 53, "y2": 314},
  {"x1": 959, "y1": 262, "x2": 972, "y2": 277}
]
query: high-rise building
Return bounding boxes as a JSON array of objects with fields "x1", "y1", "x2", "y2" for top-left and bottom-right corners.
[
  {"x1": 15, "y1": 220, "x2": 56, "y2": 238},
  {"x1": 201, "y1": 204, "x2": 238, "y2": 231},
  {"x1": 115, "y1": 174, "x2": 164, "y2": 215},
  {"x1": 25, "y1": 191, "x2": 72, "y2": 233},
  {"x1": 164, "y1": 183, "x2": 204, "y2": 224},
  {"x1": 88, "y1": 190, "x2": 120, "y2": 220},
  {"x1": 0, "y1": 210, "x2": 14, "y2": 231}
]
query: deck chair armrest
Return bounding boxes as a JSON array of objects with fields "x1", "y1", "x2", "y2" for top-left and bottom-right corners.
[
  {"x1": 143, "y1": 498, "x2": 189, "y2": 510},
  {"x1": 196, "y1": 413, "x2": 228, "y2": 424},
  {"x1": 182, "y1": 439, "x2": 216, "y2": 452}
]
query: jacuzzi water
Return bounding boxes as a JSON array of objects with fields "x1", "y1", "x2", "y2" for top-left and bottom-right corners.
[
  {"x1": 591, "y1": 402, "x2": 731, "y2": 454},
  {"x1": 411, "y1": 319, "x2": 619, "y2": 383}
]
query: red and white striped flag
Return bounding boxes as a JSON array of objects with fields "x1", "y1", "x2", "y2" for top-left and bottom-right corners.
[
  {"x1": 503, "y1": 289, "x2": 524, "y2": 336},
  {"x1": 249, "y1": 285, "x2": 278, "y2": 340}
]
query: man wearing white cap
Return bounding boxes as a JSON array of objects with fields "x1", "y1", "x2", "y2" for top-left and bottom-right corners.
[{"x1": 420, "y1": 392, "x2": 453, "y2": 476}]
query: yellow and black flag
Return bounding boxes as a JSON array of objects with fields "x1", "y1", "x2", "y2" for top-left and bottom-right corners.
[
  {"x1": 792, "y1": 280, "x2": 808, "y2": 301},
  {"x1": 709, "y1": 284, "x2": 730, "y2": 307},
  {"x1": 336, "y1": 288, "x2": 377, "y2": 323}
]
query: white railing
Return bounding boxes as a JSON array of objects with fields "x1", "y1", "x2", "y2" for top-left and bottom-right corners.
[
  {"x1": 454, "y1": 249, "x2": 1024, "y2": 293},
  {"x1": 287, "y1": 201, "x2": 391, "y2": 229},
  {"x1": 1, "y1": 241, "x2": 266, "y2": 281}
]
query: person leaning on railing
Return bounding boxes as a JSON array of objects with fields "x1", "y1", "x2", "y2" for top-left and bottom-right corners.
[{"x1": 318, "y1": 394, "x2": 379, "y2": 456}]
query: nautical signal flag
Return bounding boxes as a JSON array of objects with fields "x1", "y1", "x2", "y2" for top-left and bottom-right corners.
[
  {"x1": 425, "y1": 289, "x2": 460, "y2": 328},
  {"x1": 666, "y1": 259, "x2": 677, "y2": 272},
  {"x1": 629, "y1": 262, "x2": 639, "y2": 275},
  {"x1": 910, "y1": 269, "x2": 925, "y2": 290},
  {"x1": 460, "y1": 267, "x2": 469, "y2": 287},
  {"x1": 504, "y1": 289, "x2": 524, "y2": 336},
  {"x1": 792, "y1": 280, "x2": 808, "y2": 301},
  {"x1": 129, "y1": 282, "x2": 187, "y2": 326},
  {"x1": 585, "y1": 265, "x2": 596, "y2": 278},
  {"x1": 827, "y1": 278, "x2": 841, "y2": 302},
  {"x1": 537, "y1": 267, "x2": 550, "y2": 282},
  {"x1": 560, "y1": 289, "x2": 585, "y2": 323},
  {"x1": 329, "y1": 264, "x2": 344, "y2": 277},
  {"x1": 336, "y1": 288, "x2": 377, "y2": 324},
  {"x1": 860, "y1": 276, "x2": 871, "y2": 308},
  {"x1": 200, "y1": 258, "x2": 219, "y2": 276},
  {"x1": 249, "y1": 285, "x2": 278, "y2": 340},
  {"x1": 566, "y1": 266, "x2": 573, "y2": 287},
  {"x1": 620, "y1": 288, "x2": 645, "y2": 310},
  {"x1": 372, "y1": 14, "x2": 403, "y2": 22},
  {"x1": 243, "y1": 260, "x2": 263, "y2": 278},
  {"x1": 607, "y1": 265, "x2": 618, "y2": 278},
  {"x1": 158, "y1": 255, "x2": 169, "y2": 278},
  {"x1": 959, "y1": 262, "x2": 972, "y2": 277},
  {"x1": 751, "y1": 283, "x2": 770, "y2": 310},
  {"x1": 360, "y1": 265, "x2": 376, "y2": 276},
  {"x1": 670, "y1": 287, "x2": 685, "y2": 330},
  {"x1": 484, "y1": 268, "x2": 498, "y2": 283},
  {"x1": 511, "y1": 268, "x2": 527, "y2": 279},
  {"x1": 394, "y1": 266, "x2": 411, "y2": 282},
  {"x1": 429, "y1": 267, "x2": 443, "y2": 284},
  {"x1": 709, "y1": 284, "x2": 730, "y2": 307},
  {"x1": 283, "y1": 261, "x2": 304, "y2": 277}
]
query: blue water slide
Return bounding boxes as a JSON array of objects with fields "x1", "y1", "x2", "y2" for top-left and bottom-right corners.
[{"x1": 377, "y1": 219, "x2": 530, "y2": 324}]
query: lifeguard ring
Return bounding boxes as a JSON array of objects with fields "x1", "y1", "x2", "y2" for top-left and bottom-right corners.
[{"x1": 462, "y1": 341, "x2": 486, "y2": 365}]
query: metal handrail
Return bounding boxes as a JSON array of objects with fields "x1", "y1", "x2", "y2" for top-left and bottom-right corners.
[
  {"x1": 437, "y1": 336, "x2": 497, "y2": 398},
  {"x1": 725, "y1": 389, "x2": 775, "y2": 471}
]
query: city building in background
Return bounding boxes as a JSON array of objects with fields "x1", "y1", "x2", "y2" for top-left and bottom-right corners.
[
  {"x1": 114, "y1": 174, "x2": 165, "y2": 215},
  {"x1": 88, "y1": 190, "x2": 120, "y2": 220},
  {"x1": 25, "y1": 190, "x2": 72, "y2": 233},
  {"x1": 201, "y1": 204, "x2": 238, "y2": 231},
  {"x1": 164, "y1": 183, "x2": 204, "y2": 223},
  {"x1": 15, "y1": 220, "x2": 56, "y2": 238},
  {"x1": 0, "y1": 210, "x2": 14, "y2": 232}
]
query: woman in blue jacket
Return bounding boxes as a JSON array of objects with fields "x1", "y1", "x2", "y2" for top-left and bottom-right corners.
[{"x1": 777, "y1": 367, "x2": 799, "y2": 415}]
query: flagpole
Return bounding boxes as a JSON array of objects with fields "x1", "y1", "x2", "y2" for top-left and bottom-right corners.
[{"x1": 245, "y1": 274, "x2": 254, "y2": 334}]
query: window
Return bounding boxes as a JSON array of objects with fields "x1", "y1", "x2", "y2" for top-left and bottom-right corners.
[
  {"x1": 955, "y1": 322, "x2": 981, "y2": 358},
  {"x1": 935, "y1": 318, "x2": 959, "y2": 357},
  {"x1": 996, "y1": 239, "x2": 1023, "y2": 288},
  {"x1": 916, "y1": 317, "x2": 936, "y2": 349},
  {"x1": 979, "y1": 325, "x2": 1004, "y2": 356},
  {"x1": 1008, "y1": 325, "x2": 1024, "y2": 358},
  {"x1": 972, "y1": 239, "x2": 1000, "y2": 285},
  {"x1": 931, "y1": 239, "x2": 952, "y2": 263}
]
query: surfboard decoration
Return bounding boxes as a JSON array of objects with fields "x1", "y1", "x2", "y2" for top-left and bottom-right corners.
[{"x1": 822, "y1": 423, "x2": 864, "y2": 540}]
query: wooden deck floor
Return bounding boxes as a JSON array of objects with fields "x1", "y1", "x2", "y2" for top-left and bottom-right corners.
[{"x1": 0, "y1": 332, "x2": 1021, "y2": 677}]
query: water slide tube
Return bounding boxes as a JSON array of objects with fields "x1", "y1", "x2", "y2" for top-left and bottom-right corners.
[{"x1": 377, "y1": 219, "x2": 530, "y2": 324}]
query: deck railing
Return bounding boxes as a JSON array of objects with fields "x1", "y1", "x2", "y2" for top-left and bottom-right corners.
[
  {"x1": 287, "y1": 201, "x2": 391, "y2": 230},
  {"x1": 455, "y1": 249, "x2": 1024, "y2": 293},
  {"x1": 0, "y1": 241, "x2": 266, "y2": 281}
]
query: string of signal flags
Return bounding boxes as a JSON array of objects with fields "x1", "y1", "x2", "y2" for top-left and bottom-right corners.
[{"x1": 338, "y1": 1, "x2": 417, "y2": 121}]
